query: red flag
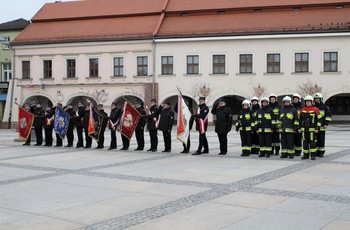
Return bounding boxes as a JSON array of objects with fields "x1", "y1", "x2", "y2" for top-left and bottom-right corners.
[
  {"x1": 88, "y1": 104, "x2": 95, "y2": 136},
  {"x1": 120, "y1": 101, "x2": 141, "y2": 140},
  {"x1": 177, "y1": 94, "x2": 192, "y2": 146},
  {"x1": 18, "y1": 106, "x2": 34, "y2": 140}
]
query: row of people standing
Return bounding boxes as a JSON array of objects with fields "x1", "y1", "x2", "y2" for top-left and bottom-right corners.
[{"x1": 236, "y1": 93, "x2": 332, "y2": 160}]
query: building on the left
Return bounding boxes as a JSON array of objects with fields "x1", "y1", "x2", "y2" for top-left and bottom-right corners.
[{"x1": 0, "y1": 19, "x2": 30, "y2": 128}]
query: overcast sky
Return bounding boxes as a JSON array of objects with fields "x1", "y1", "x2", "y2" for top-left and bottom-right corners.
[{"x1": 0, "y1": 0, "x2": 72, "y2": 23}]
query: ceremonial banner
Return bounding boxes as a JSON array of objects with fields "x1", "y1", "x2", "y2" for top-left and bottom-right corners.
[
  {"x1": 18, "y1": 106, "x2": 34, "y2": 140},
  {"x1": 54, "y1": 106, "x2": 70, "y2": 139},
  {"x1": 177, "y1": 94, "x2": 192, "y2": 146},
  {"x1": 88, "y1": 105, "x2": 106, "y2": 141},
  {"x1": 120, "y1": 101, "x2": 141, "y2": 140}
]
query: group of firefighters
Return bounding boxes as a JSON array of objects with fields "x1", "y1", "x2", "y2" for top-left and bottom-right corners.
[{"x1": 20, "y1": 92, "x2": 332, "y2": 161}]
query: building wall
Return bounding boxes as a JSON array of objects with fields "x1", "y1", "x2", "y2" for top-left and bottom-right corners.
[{"x1": 155, "y1": 34, "x2": 350, "y2": 121}]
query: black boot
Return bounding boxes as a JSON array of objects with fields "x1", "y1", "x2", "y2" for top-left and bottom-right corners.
[{"x1": 301, "y1": 153, "x2": 309, "y2": 160}]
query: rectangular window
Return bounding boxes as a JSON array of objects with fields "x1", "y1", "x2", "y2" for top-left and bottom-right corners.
[
  {"x1": 324, "y1": 52, "x2": 338, "y2": 72},
  {"x1": 267, "y1": 53, "x2": 280, "y2": 73},
  {"x1": 66, "y1": 59, "x2": 76, "y2": 78},
  {"x1": 89, "y1": 58, "x2": 99, "y2": 77},
  {"x1": 137, "y1": 56, "x2": 148, "y2": 76},
  {"x1": 295, "y1": 53, "x2": 309, "y2": 73},
  {"x1": 239, "y1": 54, "x2": 253, "y2": 73},
  {"x1": 213, "y1": 55, "x2": 225, "y2": 74},
  {"x1": 2, "y1": 63, "x2": 12, "y2": 82},
  {"x1": 22, "y1": 61, "x2": 30, "y2": 79},
  {"x1": 43, "y1": 60, "x2": 52, "y2": 78},
  {"x1": 113, "y1": 57, "x2": 124, "y2": 77},
  {"x1": 161, "y1": 56, "x2": 173, "y2": 75},
  {"x1": 186, "y1": 55, "x2": 199, "y2": 74}
]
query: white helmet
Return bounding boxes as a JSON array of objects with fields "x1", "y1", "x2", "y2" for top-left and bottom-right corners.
[
  {"x1": 313, "y1": 92, "x2": 323, "y2": 100},
  {"x1": 251, "y1": 96, "x2": 259, "y2": 102},
  {"x1": 283, "y1": 96, "x2": 292, "y2": 103},
  {"x1": 261, "y1": 97, "x2": 269, "y2": 103},
  {"x1": 242, "y1": 99, "x2": 251, "y2": 106},
  {"x1": 304, "y1": 95, "x2": 314, "y2": 101},
  {"x1": 269, "y1": 94, "x2": 277, "y2": 99},
  {"x1": 293, "y1": 93, "x2": 301, "y2": 100}
]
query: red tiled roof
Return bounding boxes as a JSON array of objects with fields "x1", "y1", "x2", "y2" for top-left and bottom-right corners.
[
  {"x1": 32, "y1": 0, "x2": 167, "y2": 21},
  {"x1": 14, "y1": 16, "x2": 160, "y2": 44},
  {"x1": 158, "y1": 7, "x2": 350, "y2": 37}
]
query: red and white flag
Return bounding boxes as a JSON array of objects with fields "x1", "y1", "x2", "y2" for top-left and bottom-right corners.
[
  {"x1": 18, "y1": 106, "x2": 34, "y2": 140},
  {"x1": 177, "y1": 94, "x2": 192, "y2": 147},
  {"x1": 120, "y1": 101, "x2": 141, "y2": 140}
]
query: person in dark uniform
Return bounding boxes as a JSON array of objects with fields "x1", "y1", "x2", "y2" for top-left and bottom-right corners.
[
  {"x1": 134, "y1": 99, "x2": 146, "y2": 151},
  {"x1": 42, "y1": 105, "x2": 54, "y2": 146},
  {"x1": 96, "y1": 104, "x2": 108, "y2": 149},
  {"x1": 65, "y1": 103, "x2": 75, "y2": 147},
  {"x1": 192, "y1": 97, "x2": 209, "y2": 155},
  {"x1": 33, "y1": 102, "x2": 45, "y2": 146},
  {"x1": 107, "y1": 102, "x2": 120, "y2": 150},
  {"x1": 236, "y1": 99, "x2": 255, "y2": 157},
  {"x1": 174, "y1": 98, "x2": 193, "y2": 154},
  {"x1": 83, "y1": 104, "x2": 92, "y2": 148},
  {"x1": 256, "y1": 97, "x2": 275, "y2": 158},
  {"x1": 211, "y1": 98, "x2": 232, "y2": 155},
  {"x1": 292, "y1": 93, "x2": 303, "y2": 156},
  {"x1": 269, "y1": 94, "x2": 281, "y2": 155},
  {"x1": 158, "y1": 101, "x2": 174, "y2": 153},
  {"x1": 313, "y1": 92, "x2": 332, "y2": 157},
  {"x1": 251, "y1": 96, "x2": 260, "y2": 154},
  {"x1": 23, "y1": 103, "x2": 33, "y2": 146},
  {"x1": 145, "y1": 98, "x2": 159, "y2": 152},
  {"x1": 119, "y1": 104, "x2": 130, "y2": 150},
  {"x1": 279, "y1": 96, "x2": 299, "y2": 159},
  {"x1": 54, "y1": 103, "x2": 63, "y2": 147},
  {"x1": 75, "y1": 101, "x2": 85, "y2": 148}
]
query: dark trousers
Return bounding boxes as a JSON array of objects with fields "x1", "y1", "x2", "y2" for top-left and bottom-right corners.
[
  {"x1": 84, "y1": 128, "x2": 92, "y2": 147},
  {"x1": 272, "y1": 130, "x2": 280, "y2": 153},
  {"x1": 281, "y1": 133, "x2": 294, "y2": 156},
  {"x1": 198, "y1": 132, "x2": 208, "y2": 152},
  {"x1": 259, "y1": 132, "x2": 272, "y2": 156},
  {"x1": 135, "y1": 129, "x2": 145, "y2": 150},
  {"x1": 56, "y1": 133, "x2": 62, "y2": 146},
  {"x1": 97, "y1": 129, "x2": 105, "y2": 148},
  {"x1": 240, "y1": 130, "x2": 252, "y2": 155},
  {"x1": 302, "y1": 131, "x2": 317, "y2": 158},
  {"x1": 121, "y1": 134, "x2": 129, "y2": 149},
  {"x1": 182, "y1": 134, "x2": 190, "y2": 152},
  {"x1": 34, "y1": 126, "x2": 43, "y2": 145},
  {"x1": 162, "y1": 130, "x2": 171, "y2": 151},
  {"x1": 294, "y1": 132, "x2": 302, "y2": 155},
  {"x1": 76, "y1": 126, "x2": 84, "y2": 147},
  {"x1": 217, "y1": 133, "x2": 228, "y2": 154},
  {"x1": 67, "y1": 128, "x2": 74, "y2": 146},
  {"x1": 252, "y1": 132, "x2": 260, "y2": 154},
  {"x1": 149, "y1": 129, "x2": 158, "y2": 150},
  {"x1": 44, "y1": 128, "x2": 53, "y2": 146},
  {"x1": 109, "y1": 129, "x2": 117, "y2": 149},
  {"x1": 316, "y1": 131, "x2": 326, "y2": 156}
]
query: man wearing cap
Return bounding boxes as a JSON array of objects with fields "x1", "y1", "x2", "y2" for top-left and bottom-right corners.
[
  {"x1": 251, "y1": 96, "x2": 260, "y2": 154},
  {"x1": 269, "y1": 94, "x2": 281, "y2": 155},
  {"x1": 65, "y1": 103, "x2": 76, "y2": 147},
  {"x1": 279, "y1": 96, "x2": 299, "y2": 159},
  {"x1": 96, "y1": 104, "x2": 108, "y2": 149},
  {"x1": 107, "y1": 102, "x2": 120, "y2": 150},
  {"x1": 145, "y1": 98, "x2": 160, "y2": 152},
  {"x1": 211, "y1": 98, "x2": 232, "y2": 155},
  {"x1": 83, "y1": 104, "x2": 92, "y2": 148},
  {"x1": 33, "y1": 102, "x2": 45, "y2": 146},
  {"x1": 292, "y1": 94, "x2": 303, "y2": 156},
  {"x1": 75, "y1": 101, "x2": 85, "y2": 148},
  {"x1": 134, "y1": 99, "x2": 147, "y2": 151},
  {"x1": 192, "y1": 97, "x2": 209, "y2": 155},
  {"x1": 43, "y1": 105, "x2": 54, "y2": 147},
  {"x1": 158, "y1": 101, "x2": 174, "y2": 152}
]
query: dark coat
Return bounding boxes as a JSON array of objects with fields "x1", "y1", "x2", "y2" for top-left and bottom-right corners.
[
  {"x1": 33, "y1": 107, "x2": 45, "y2": 128},
  {"x1": 82, "y1": 109, "x2": 90, "y2": 129},
  {"x1": 98, "y1": 109, "x2": 108, "y2": 132},
  {"x1": 236, "y1": 108, "x2": 255, "y2": 132},
  {"x1": 158, "y1": 108, "x2": 174, "y2": 132},
  {"x1": 192, "y1": 104, "x2": 209, "y2": 132},
  {"x1": 211, "y1": 105, "x2": 232, "y2": 134},
  {"x1": 146, "y1": 105, "x2": 160, "y2": 130},
  {"x1": 42, "y1": 110, "x2": 54, "y2": 129},
  {"x1": 279, "y1": 105, "x2": 299, "y2": 133},
  {"x1": 65, "y1": 108, "x2": 76, "y2": 129},
  {"x1": 136, "y1": 107, "x2": 147, "y2": 130},
  {"x1": 256, "y1": 106, "x2": 276, "y2": 133},
  {"x1": 75, "y1": 107, "x2": 84, "y2": 128},
  {"x1": 108, "y1": 108, "x2": 120, "y2": 129}
]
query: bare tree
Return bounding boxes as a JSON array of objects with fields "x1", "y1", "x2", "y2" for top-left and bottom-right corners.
[
  {"x1": 87, "y1": 88, "x2": 109, "y2": 105},
  {"x1": 247, "y1": 79, "x2": 268, "y2": 99},
  {"x1": 296, "y1": 79, "x2": 322, "y2": 98},
  {"x1": 190, "y1": 82, "x2": 214, "y2": 101}
]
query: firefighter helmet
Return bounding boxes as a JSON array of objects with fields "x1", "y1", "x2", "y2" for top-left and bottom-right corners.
[
  {"x1": 261, "y1": 97, "x2": 269, "y2": 103},
  {"x1": 313, "y1": 92, "x2": 323, "y2": 100},
  {"x1": 304, "y1": 95, "x2": 314, "y2": 101},
  {"x1": 283, "y1": 96, "x2": 292, "y2": 103},
  {"x1": 293, "y1": 93, "x2": 301, "y2": 100},
  {"x1": 242, "y1": 99, "x2": 251, "y2": 106},
  {"x1": 251, "y1": 96, "x2": 259, "y2": 102},
  {"x1": 269, "y1": 94, "x2": 277, "y2": 99}
]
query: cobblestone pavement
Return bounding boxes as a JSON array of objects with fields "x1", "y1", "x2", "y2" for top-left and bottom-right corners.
[{"x1": 0, "y1": 127, "x2": 349, "y2": 230}]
